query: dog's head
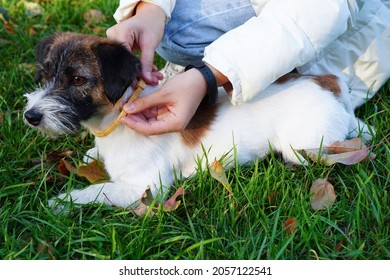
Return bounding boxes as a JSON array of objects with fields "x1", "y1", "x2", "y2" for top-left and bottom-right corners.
[{"x1": 24, "y1": 32, "x2": 141, "y2": 135}]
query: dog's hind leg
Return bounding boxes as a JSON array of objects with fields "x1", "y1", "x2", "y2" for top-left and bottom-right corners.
[
  {"x1": 280, "y1": 145, "x2": 308, "y2": 166},
  {"x1": 348, "y1": 117, "x2": 375, "y2": 143}
]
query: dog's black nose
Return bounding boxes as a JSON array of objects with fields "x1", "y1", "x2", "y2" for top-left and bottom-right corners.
[{"x1": 24, "y1": 110, "x2": 43, "y2": 126}]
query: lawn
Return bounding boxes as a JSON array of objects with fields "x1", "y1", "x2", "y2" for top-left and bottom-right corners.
[{"x1": 0, "y1": 0, "x2": 389, "y2": 260}]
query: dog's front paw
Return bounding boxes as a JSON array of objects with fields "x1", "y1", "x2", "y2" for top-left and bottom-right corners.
[
  {"x1": 82, "y1": 147, "x2": 99, "y2": 164},
  {"x1": 47, "y1": 182, "x2": 149, "y2": 212},
  {"x1": 48, "y1": 194, "x2": 74, "y2": 214},
  {"x1": 48, "y1": 185, "x2": 107, "y2": 214}
]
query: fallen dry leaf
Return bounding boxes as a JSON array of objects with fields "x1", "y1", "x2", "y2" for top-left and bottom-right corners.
[
  {"x1": 310, "y1": 178, "x2": 336, "y2": 211},
  {"x1": 83, "y1": 9, "x2": 105, "y2": 25},
  {"x1": 335, "y1": 240, "x2": 345, "y2": 252},
  {"x1": 307, "y1": 149, "x2": 369, "y2": 165},
  {"x1": 58, "y1": 159, "x2": 109, "y2": 183},
  {"x1": 77, "y1": 160, "x2": 109, "y2": 183},
  {"x1": 328, "y1": 138, "x2": 365, "y2": 153},
  {"x1": 4, "y1": 21, "x2": 16, "y2": 34},
  {"x1": 328, "y1": 138, "x2": 376, "y2": 159},
  {"x1": 133, "y1": 187, "x2": 156, "y2": 216},
  {"x1": 304, "y1": 137, "x2": 375, "y2": 166},
  {"x1": 283, "y1": 217, "x2": 298, "y2": 234},
  {"x1": 47, "y1": 150, "x2": 73, "y2": 162},
  {"x1": 133, "y1": 187, "x2": 185, "y2": 217},
  {"x1": 1, "y1": 7, "x2": 16, "y2": 34},
  {"x1": 58, "y1": 158, "x2": 71, "y2": 176},
  {"x1": 37, "y1": 241, "x2": 55, "y2": 260},
  {"x1": 163, "y1": 187, "x2": 185, "y2": 212},
  {"x1": 209, "y1": 158, "x2": 233, "y2": 195}
]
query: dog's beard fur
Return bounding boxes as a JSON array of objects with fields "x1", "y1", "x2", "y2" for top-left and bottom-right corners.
[{"x1": 24, "y1": 86, "x2": 80, "y2": 135}]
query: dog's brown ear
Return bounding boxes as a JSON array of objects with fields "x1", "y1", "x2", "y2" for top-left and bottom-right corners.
[
  {"x1": 94, "y1": 42, "x2": 141, "y2": 104},
  {"x1": 35, "y1": 34, "x2": 57, "y2": 84}
]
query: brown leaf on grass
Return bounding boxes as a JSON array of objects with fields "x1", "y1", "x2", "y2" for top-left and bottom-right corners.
[
  {"x1": 328, "y1": 138, "x2": 376, "y2": 160},
  {"x1": 335, "y1": 240, "x2": 345, "y2": 252},
  {"x1": 46, "y1": 150, "x2": 73, "y2": 162},
  {"x1": 77, "y1": 160, "x2": 109, "y2": 183},
  {"x1": 133, "y1": 187, "x2": 156, "y2": 217},
  {"x1": 83, "y1": 9, "x2": 105, "y2": 25},
  {"x1": 307, "y1": 148, "x2": 369, "y2": 166},
  {"x1": 304, "y1": 137, "x2": 375, "y2": 166},
  {"x1": 37, "y1": 241, "x2": 55, "y2": 260},
  {"x1": 58, "y1": 159, "x2": 109, "y2": 183},
  {"x1": 0, "y1": 6, "x2": 13, "y2": 34},
  {"x1": 4, "y1": 22, "x2": 16, "y2": 33},
  {"x1": 133, "y1": 187, "x2": 185, "y2": 217},
  {"x1": 209, "y1": 159, "x2": 233, "y2": 195},
  {"x1": 1, "y1": 7, "x2": 16, "y2": 34},
  {"x1": 163, "y1": 187, "x2": 185, "y2": 212},
  {"x1": 310, "y1": 178, "x2": 336, "y2": 211},
  {"x1": 58, "y1": 158, "x2": 72, "y2": 176},
  {"x1": 328, "y1": 138, "x2": 364, "y2": 153},
  {"x1": 283, "y1": 217, "x2": 298, "y2": 234}
]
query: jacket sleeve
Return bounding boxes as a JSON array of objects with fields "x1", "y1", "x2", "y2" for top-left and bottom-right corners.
[
  {"x1": 113, "y1": 0, "x2": 176, "y2": 23},
  {"x1": 203, "y1": 0, "x2": 352, "y2": 105}
]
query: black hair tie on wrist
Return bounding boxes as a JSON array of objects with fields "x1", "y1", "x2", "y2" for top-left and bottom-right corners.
[{"x1": 185, "y1": 62, "x2": 218, "y2": 105}]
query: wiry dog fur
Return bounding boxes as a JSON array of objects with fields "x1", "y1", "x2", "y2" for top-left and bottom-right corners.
[{"x1": 24, "y1": 32, "x2": 371, "y2": 209}]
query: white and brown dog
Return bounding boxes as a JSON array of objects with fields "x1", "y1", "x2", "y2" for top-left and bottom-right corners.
[{"x1": 24, "y1": 32, "x2": 370, "y2": 209}]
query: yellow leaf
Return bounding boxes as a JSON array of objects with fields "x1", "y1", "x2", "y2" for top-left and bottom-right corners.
[
  {"x1": 209, "y1": 159, "x2": 232, "y2": 195},
  {"x1": 77, "y1": 160, "x2": 109, "y2": 183},
  {"x1": 58, "y1": 159, "x2": 109, "y2": 183}
]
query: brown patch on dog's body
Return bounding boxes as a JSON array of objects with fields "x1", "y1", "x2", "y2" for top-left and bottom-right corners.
[
  {"x1": 275, "y1": 72, "x2": 303, "y2": 84},
  {"x1": 180, "y1": 102, "x2": 219, "y2": 146},
  {"x1": 276, "y1": 73, "x2": 341, "y2": 97},
  {"x1": 312, "y1": 75, "x2": 341, "y2": 97}
]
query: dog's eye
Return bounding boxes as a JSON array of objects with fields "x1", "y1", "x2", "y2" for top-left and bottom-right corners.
[{"x1": 72, "y1": 76, "x2": 87, "y2": 86}]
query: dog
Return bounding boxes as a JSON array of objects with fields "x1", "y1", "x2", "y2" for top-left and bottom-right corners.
[{"x1": 24, "y1": 32, "x2": 370, "y2": 209}]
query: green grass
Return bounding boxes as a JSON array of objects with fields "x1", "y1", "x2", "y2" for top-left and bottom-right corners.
[{"x1": 0, "y1": 0, "x2": 389, "y2": 260}]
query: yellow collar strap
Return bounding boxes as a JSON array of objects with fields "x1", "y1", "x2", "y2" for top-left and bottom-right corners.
[{"x1": 91, "y1": 79, "x2": 147, "y2": 137}]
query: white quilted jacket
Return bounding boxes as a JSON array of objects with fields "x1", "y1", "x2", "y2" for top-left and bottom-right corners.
[{"x1": 114, "y1": 0, "x2": 390, "y2": 108}]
